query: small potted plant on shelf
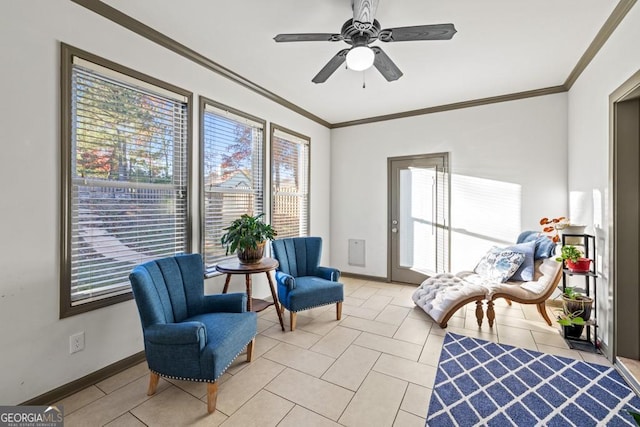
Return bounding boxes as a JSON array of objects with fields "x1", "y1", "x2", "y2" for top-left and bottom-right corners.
[
  {"x1": 557, "y1": 287, "x2": 593, "y2": 339},
  {"x1": 220, "y1": 213, "x2": 277, "y2": 264},
  {"x1": 556, "y1": 245, "x2": 592, "y2": 273}
]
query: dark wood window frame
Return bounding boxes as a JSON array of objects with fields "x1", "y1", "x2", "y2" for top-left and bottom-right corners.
[{"x1": 60, "y1": 43, "x2": 193, "y2": 318}]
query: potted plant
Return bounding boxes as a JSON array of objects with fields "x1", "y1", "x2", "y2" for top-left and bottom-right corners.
[
  {"x1": 220, "y1": 213, "x2": 277, "y2": 264},
  {"x1": 556, "y1": 244, "x2": 592, "y2": 273},
  {"x1": 557, "y1": 287, "x2": 593, "y2": 338},
  {"x1": 540, "y1": 216, "x2": 569, "y2": 243},
  {"x1": 540, "y1": 216, "x2": 586, "y2": 245}
]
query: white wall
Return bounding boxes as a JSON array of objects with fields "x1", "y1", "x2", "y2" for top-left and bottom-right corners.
[
  {"x1": 567, "y1": 4, "x2": 640, "y2": 352},
  {"x1": 330, "y1": 93, "x2": 568, "y2": 277},
  {"x1": 0, "y1": 1, "x2": 331, "y2": 404}
]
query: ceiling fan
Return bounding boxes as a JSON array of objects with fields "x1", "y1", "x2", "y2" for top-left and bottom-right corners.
[{"x1": 273, "y1": 0, "x2": 457, "y2": 84}]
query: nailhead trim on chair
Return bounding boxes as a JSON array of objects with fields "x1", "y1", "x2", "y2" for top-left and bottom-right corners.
[
  {"x1": 291, "y1": 300, "x2": 343, "y2": 312},
  {"x1": 149, "y1": 340, "x2": 253, "y2": 383}
]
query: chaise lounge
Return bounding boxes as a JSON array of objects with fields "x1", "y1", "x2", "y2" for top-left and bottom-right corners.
[{"x1": 412, "y1": 231, "x2": 560, "y2": 328}]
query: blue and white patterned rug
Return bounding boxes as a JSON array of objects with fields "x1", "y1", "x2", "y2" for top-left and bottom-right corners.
[{"x1": 426, "y1": 333, "x2": 640, "y2": 426}]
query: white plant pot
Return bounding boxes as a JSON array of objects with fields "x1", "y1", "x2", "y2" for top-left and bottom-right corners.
[{"x1": 561, "y1": 225, "x2": 586, "y2": 245}]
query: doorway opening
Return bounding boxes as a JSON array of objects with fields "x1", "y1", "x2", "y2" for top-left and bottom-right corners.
[
  {"x1": 611, "y1": 69, "x2": 640, "y2": 390},
  {"x1": 388, "y1": 153, "x2": 450, "y2": 284}
]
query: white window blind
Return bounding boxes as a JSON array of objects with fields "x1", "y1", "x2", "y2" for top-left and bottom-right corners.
[
  {"x1": 66, "y1": 57, "x2": 189, "y2": 308},
  {"x1": 202, "y1": 101, "x2": 265, "y2": 268},
  {"x1": 271, "y1": 126, "x2": 310, "y2": 238}
]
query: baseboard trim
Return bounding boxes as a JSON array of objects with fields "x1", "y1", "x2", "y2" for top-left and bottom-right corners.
[
  {"x1": 21, "y1": 351, "x2": 146, "y2": 405},
  {"x1": 341, "y1": 272, "x2": 389, "y2": 283},
  {"x1": 616, "y1": 357, "x2": 640, "y2": 397}
]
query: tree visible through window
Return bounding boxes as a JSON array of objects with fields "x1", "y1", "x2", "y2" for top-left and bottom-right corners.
[
  {"x1": 201, "y1": 99, "x2": 265, "y2": 269},
  {"x1": 271, "y1": 125, "x2": 310, "y2": 238},
  {"x1": 61, "y1": 45, "x2": 191, "y2": 317}
]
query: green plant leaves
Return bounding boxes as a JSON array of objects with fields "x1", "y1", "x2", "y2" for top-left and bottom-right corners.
[
  {"x1": 556, "y1": 245, "x2": 583, "y2": 263},
  {"x1": 220, "y1": 213, "x2": 277, "y2": 255}
]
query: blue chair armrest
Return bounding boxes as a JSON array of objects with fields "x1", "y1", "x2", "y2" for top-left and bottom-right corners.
[
  {"x1": 145, "y1": 322, "x2": 206, "y2": 348},
  {"x1": 203, "y1": 292, "x2": 247, "y2": 313},
  {"x1": 317, "y1": 266, "x2": 341, "y2": 282},
  {"x1": 276, "y1": 270, "x2": 295, "y2": 290}
]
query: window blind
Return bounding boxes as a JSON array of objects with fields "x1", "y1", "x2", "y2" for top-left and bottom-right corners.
[
  {"x1": 271, "y1": 127, "x2": 310, "y2": 238},
  {"x1": 67, "y1": 61, "x2": 189, "y2": 306},
  {"x1": 202, "y1": 101, "x2": 265, "y2": 268}
]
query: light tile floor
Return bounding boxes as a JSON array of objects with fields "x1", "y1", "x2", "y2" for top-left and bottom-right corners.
[{"x1": 58, "y1": 277, "x2": 611, "y2": 426}]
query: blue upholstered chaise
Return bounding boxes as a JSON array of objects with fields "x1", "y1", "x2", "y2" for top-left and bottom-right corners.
[
  {"x1": 129, "y1": 253, "x2": 257, "y2": 413},
  {"x1": 271, "y1": 237, "x2": 344, "y2": 331}
]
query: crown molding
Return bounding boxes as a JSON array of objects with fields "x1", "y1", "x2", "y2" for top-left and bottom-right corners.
[
  {"x1": 564, "y1": 0, "x2": 637, "y2": 90},
  {"x1": 71, "y1": 0, "x2": 634, "y2": 130},
  {"x1": 70, "y1": 0, "x2": 331, "y2": 128},
  {"x1": 330, "y1": 86, "x2": 566, "y2": 128}
]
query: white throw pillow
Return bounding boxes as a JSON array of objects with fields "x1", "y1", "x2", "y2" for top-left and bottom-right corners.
[{"x1": 474, "y1": 246, "x2": 526, "y2": 283}]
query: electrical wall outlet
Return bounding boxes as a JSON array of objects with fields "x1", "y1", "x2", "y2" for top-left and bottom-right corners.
[{"x1": 69, "y1": 332, "x2": 85, "y2": 354}]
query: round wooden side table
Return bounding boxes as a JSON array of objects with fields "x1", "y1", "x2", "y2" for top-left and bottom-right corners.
[{"x1": 215, "y1": 257, "x2": 285, "y2": 331}]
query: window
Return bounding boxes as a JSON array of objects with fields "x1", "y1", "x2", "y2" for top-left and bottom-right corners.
[
  {"x1": 60, "y1": 44, "x2": 191, "y2": 317},
  {"x1": 270, "y1": 125, "x2": 310, "y2": 238},
  {"x1": 200, "y1": 98, "x2": 265, "y2": 269}
]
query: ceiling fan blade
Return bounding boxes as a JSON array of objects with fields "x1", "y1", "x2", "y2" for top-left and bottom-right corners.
[
  {"x1": 274, "y1": 33, "x2": 341, "y2": 42},
  {"x1": 371, "y1": 46, "x2": 403, "y2": 82},
  {"x1": 312, "y1": 49, "x2": 349, "y2": 84},
  {"x1": 378, "y1": 23, "x2": 457, "y2": 42},
  {"x1": 352, "y1": 0, "x2": 379, "y2": 29}
]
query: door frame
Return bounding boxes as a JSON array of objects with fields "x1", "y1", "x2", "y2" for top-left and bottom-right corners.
[
  {"x1": 387, "y1": 152, "x2": 451, "y2": 283},
  {"x1": 610, "y1": 68, "x2": 640, "y2": 363}
]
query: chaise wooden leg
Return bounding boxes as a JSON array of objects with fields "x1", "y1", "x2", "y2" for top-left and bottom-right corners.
[
  {"x1": 475, "y1": 300, "x2": 484, "y2": 327},
  {"x1": 336, "y1": 301, "x2": 342, "y2": 320},
  {"x1": 505, "y1": 298, "x2": 512, "y2": 306},
  {"x1": 487, "y1": 300, "x2": 496, "y2": 327},
  {"x1": 147, "y1": 371, "x2": 160, "y2": 396},
  {"x1": 246, "y1": 338, "x2": 255, "y2": 362},
  {"x1": 537, "y1": 302, "x2": 553, "y2": 326},
  {"x1": 290, "y1": 311, "x2": 297, "y2": 331},
  {"x1": 207, "y1": 382, "x2": 218, "y2": 414}
]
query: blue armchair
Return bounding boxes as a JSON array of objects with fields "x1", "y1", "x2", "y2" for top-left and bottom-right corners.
[
  {"x1": 271, "y1": 237, "x2": 344, "y2": 331},
  {"x1": 129, "y1": 254, "x2": 257, "y2": 413}
]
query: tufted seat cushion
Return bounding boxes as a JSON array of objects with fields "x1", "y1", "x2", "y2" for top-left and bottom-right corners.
[
  {"x1": 412, "y1": 257, "x2": 562, "y2": 328},
  {"x1": 412, "y1": 273, "x2": 488, "y2": 326}
]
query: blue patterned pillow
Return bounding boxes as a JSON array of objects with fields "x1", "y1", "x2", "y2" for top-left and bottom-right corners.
[{"x1": 474, "y1": 247, "x2": 526, "y2": 282}]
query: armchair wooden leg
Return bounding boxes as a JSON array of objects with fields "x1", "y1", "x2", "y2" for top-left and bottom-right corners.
[
  {"x1": 147, "y1": 371, "x2": 160, "y2": 396},
  {"x1": 207, "y1": 382, "x2": 218, "y2": 414},
  {"x1": 505, "y1": 298, "x2": 513, "y2": 306},
  {"x1": 336, "y1": 301, "x2": 342, "y2": 320},
  {"x1": 290, "y1": 311, "x2": 297, "y2": 331},
  {"x1": 246, "y1": 338, "x2": 255, "y2": 362}
]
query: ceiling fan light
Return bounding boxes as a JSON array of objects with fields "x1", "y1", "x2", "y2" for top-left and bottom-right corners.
[{"x1": 346, "y1": 46, "x2": 375, "y2": 71}]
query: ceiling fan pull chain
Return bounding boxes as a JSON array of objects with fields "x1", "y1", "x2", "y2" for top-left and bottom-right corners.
[{"x1": 362, "y1": 71, "x2": 366, "y2": 89}]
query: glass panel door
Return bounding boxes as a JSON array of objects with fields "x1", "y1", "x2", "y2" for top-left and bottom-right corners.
[{"x1": 389, "y1": 154, "x2": 449, "y2": 284}]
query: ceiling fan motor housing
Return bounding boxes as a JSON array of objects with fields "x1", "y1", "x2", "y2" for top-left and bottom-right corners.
[{"x1": 341, "y1": 19, "x2": 381, "y2": 45}]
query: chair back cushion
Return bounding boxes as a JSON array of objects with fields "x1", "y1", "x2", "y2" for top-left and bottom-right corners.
[
  {"x1": 130, "y1": 254, "x2": 205, "y2": 327},
  {"x1": 272, "y1": 237, "x2": 322, "y2": 278}
]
